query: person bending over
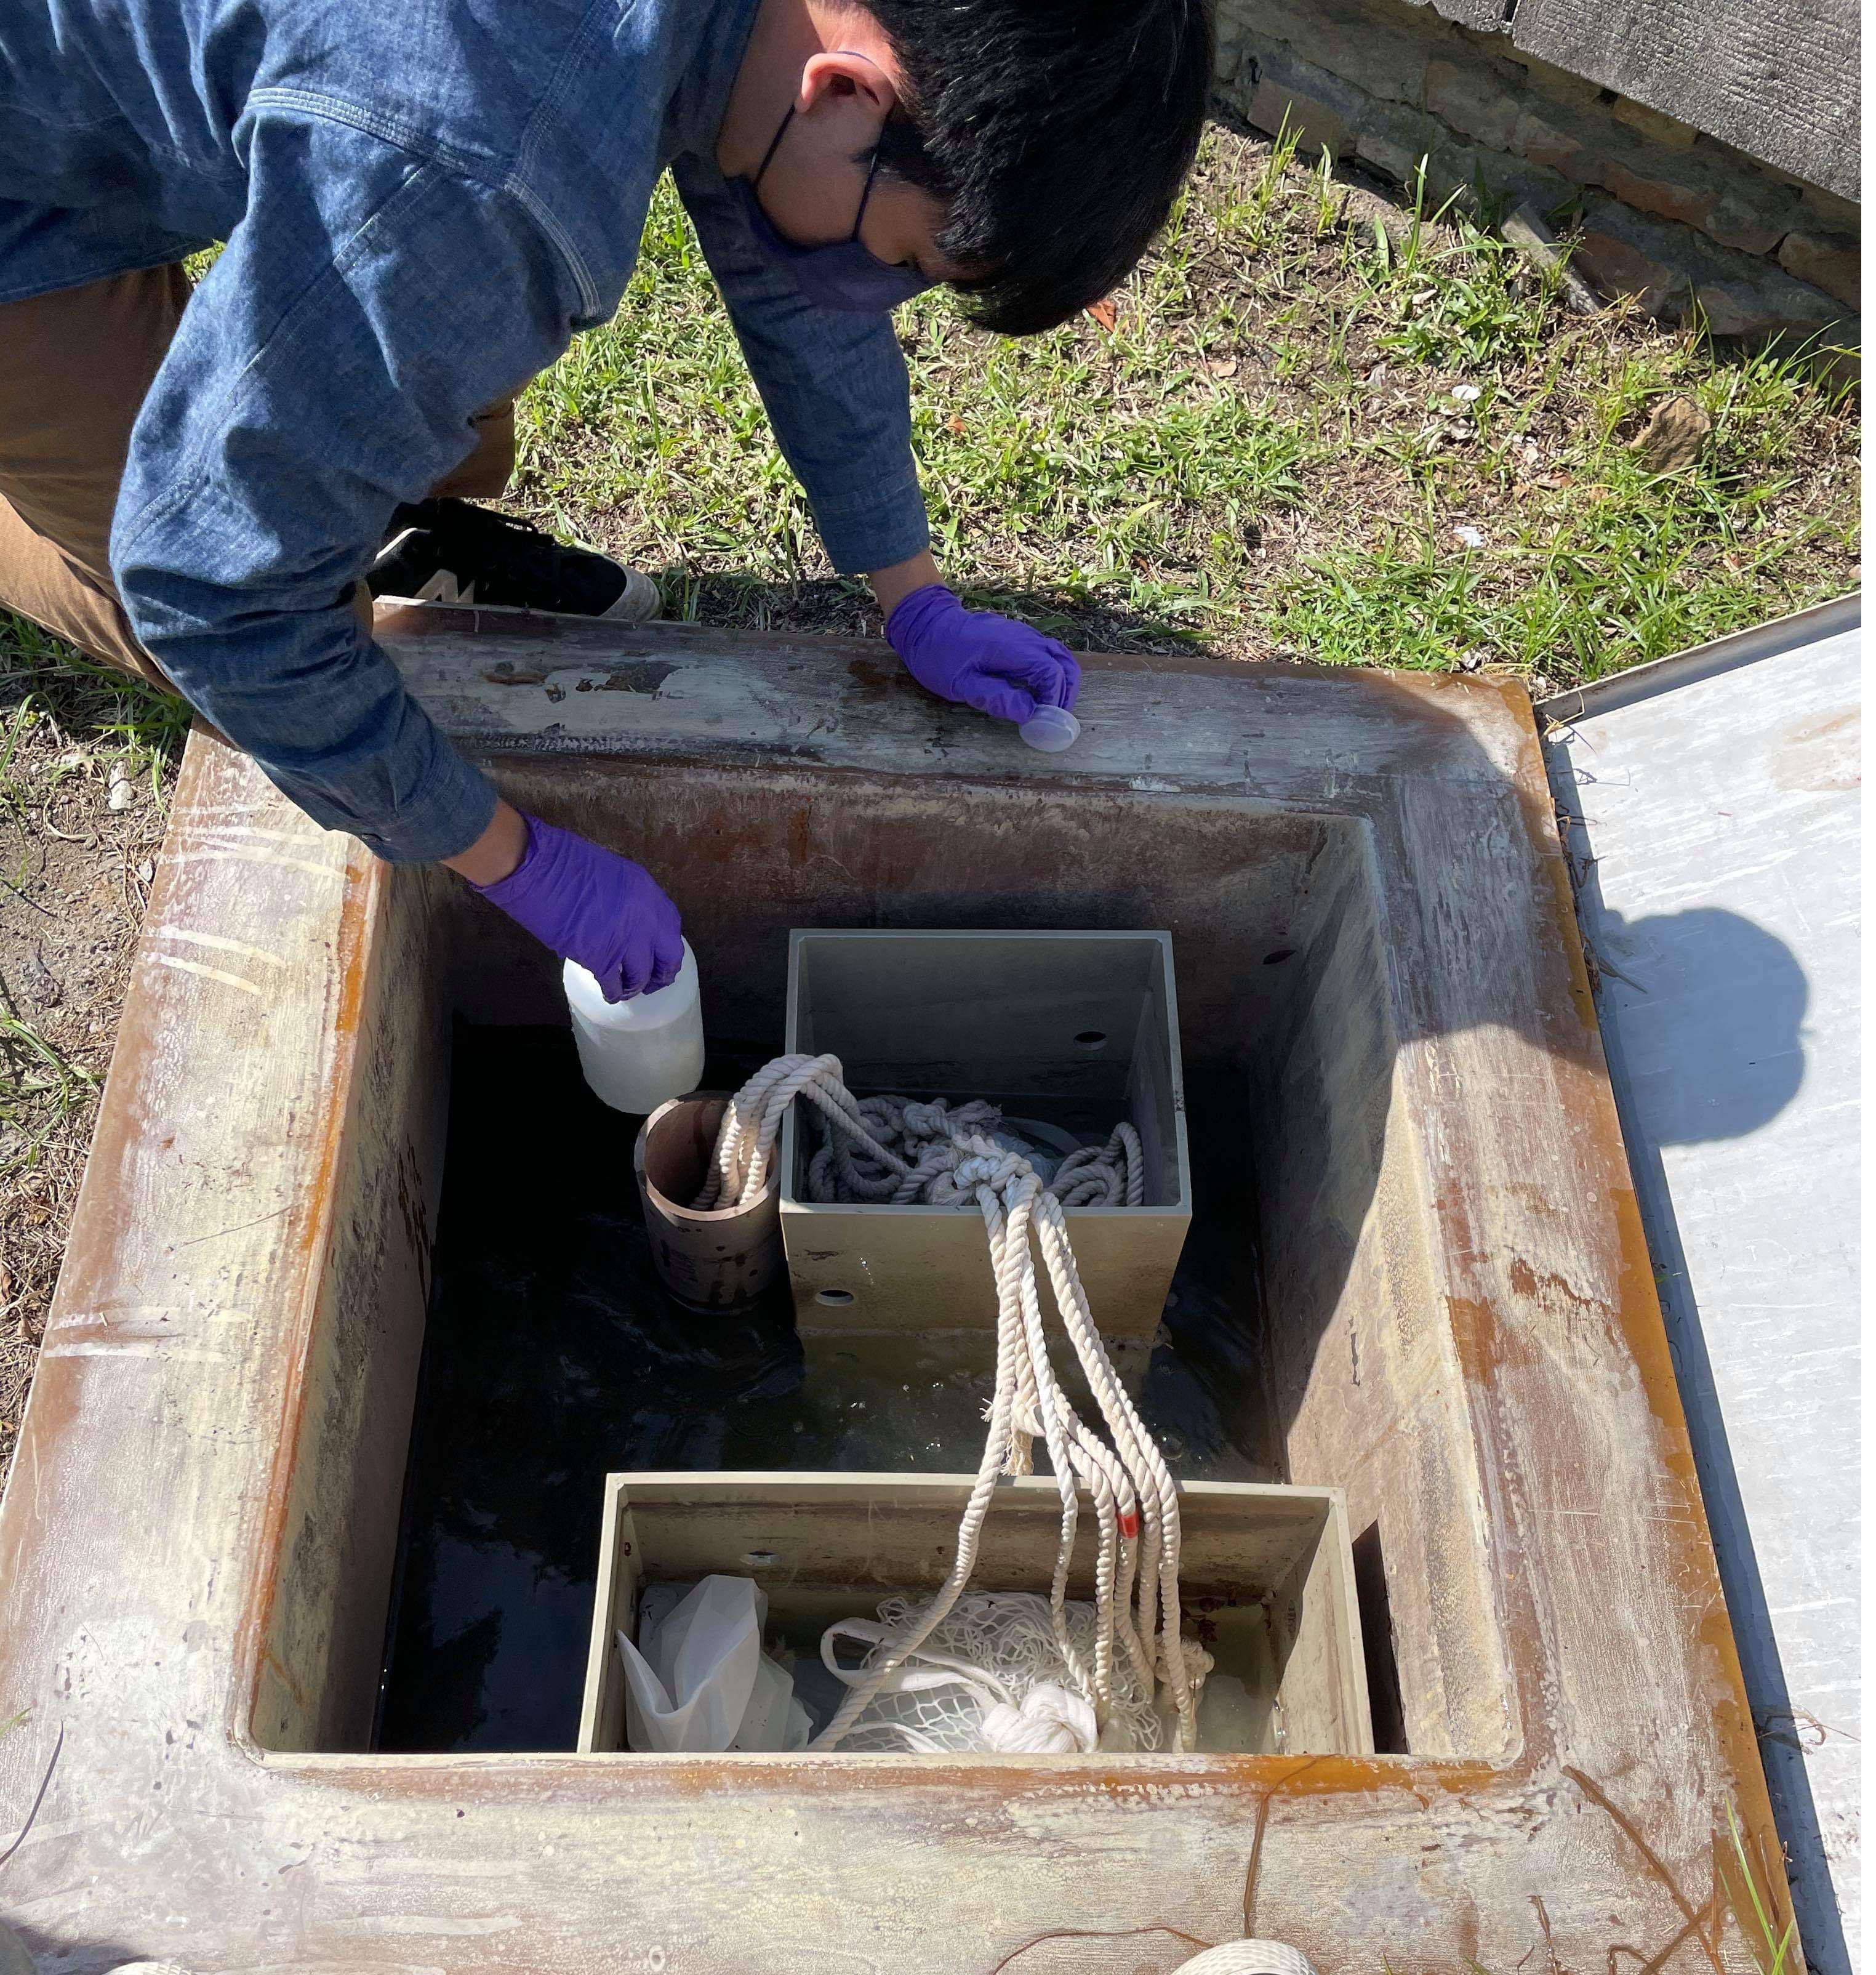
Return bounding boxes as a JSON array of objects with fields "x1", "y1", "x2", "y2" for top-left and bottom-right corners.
[{"x1": 0, "y1": 0, "x2": 1211, "y2": 999}]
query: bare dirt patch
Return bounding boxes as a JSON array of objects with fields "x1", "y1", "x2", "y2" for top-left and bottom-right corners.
[{"x1": 0, "y1": 640, "x2": 180, "y2": 1483}]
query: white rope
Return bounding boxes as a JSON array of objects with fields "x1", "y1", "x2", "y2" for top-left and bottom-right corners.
[
  {"x1": 1173, "y1": 1946, "x2": 1320, "y2": 1975},
  {"x1": 695, "y1": 1055, "x2": 1199, "y2": 1751}
]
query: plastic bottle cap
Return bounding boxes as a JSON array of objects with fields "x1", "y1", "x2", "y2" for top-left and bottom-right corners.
[{"x1": 1019, "y1": 705, "x2": 1081, "y2": 753}]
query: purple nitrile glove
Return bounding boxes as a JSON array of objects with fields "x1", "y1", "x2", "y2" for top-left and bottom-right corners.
[
  {"x1": 885, "y1": 584, "x2": 1082, "y2": 726},
  {"x1": 471, "y1": 815, "x2": 683, "y2": 1003}
]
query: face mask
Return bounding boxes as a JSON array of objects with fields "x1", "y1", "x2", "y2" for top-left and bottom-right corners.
[{"x1": 734, "y1": 104, "x2": 936, "y2": 315}]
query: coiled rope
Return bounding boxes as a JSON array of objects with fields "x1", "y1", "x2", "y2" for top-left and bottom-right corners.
[
  {"x1": 695, "y1": 1053, "x2": 1198, "y2": 1751},
  {"x1": 1176, "y1": 1947, "x2": 1321, "y2": 1975}
]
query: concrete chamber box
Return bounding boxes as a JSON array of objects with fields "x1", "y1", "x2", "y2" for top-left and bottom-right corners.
[
  {"x1": 779, "y1": 929, "x2": 1190, "y2": 1341},
  {"x1": 0, "y1": 607, "x2": 1797, "y2": 1973}
]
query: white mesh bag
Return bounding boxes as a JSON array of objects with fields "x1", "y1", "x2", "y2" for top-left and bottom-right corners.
[{"x1": 823, "y1": 1592, "x2": 1170, "y2": 1754}]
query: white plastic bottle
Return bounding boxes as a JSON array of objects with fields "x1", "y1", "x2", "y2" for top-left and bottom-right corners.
[{"x1": 564, "y1": 941, "x2": 707, "y2": 1114}]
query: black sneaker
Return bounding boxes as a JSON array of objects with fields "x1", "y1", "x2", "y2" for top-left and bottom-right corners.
[{"x1": 367, "y1": 497, "x2": 660, "y2": 621}]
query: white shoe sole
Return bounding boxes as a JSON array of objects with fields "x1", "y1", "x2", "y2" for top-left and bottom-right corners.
[
  {"x1": 600, "y1": 566, "x2": 662, "y2": 624},
  {"x1": 371, "y1": 526, "x2": 662, "y2": 624}
]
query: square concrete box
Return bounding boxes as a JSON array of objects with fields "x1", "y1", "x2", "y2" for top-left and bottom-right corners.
[
  {"x1": 0, "y1": 605, "x2": 1799, "y2": 1972},
  {"x1": 779, "y1": 928, "x2": 1191, "y2": 1341},
  {"x1": 577, "y1": 1471, "x2": 1371, "y2": 1758}
]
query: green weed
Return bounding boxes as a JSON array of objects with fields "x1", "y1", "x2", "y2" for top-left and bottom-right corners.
[
  {"x1": 0, "y1": 1001, "x2": 99, "y2": 1179},
  {"x1": 1726, "y1": 1800, "x2": 1798, "y2": 1975}
]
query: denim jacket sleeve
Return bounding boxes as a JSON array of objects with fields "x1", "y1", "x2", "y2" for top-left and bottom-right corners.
[
  {"x1": 670, "y1": 155, "x2": 930, "y2": 576},
  {"x1": 110, "y1": 109, "x2": 588, "y2": 863}
]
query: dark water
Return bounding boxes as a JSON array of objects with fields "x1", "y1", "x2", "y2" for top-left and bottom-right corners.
[{"x1": 374, "y1": 1024, "x2": 1272, "y2": 1753}]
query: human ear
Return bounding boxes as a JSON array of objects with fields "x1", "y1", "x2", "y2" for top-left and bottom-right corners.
[{"x1": 799, "y1": 47, "x2": 900, "y2": 119}]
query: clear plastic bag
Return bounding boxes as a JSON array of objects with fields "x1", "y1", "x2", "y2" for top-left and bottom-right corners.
[{"x1": 618, "y1": 1575, "x2": 811, "y2": 1753}]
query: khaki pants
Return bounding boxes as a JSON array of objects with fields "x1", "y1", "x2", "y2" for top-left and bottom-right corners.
[{"x1": 0, "y1": 263, "x2": 518, "y2": 687}]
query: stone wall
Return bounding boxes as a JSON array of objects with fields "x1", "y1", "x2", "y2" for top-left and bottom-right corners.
[{"x1": 1213, "y1": 0, "x2": 1861, "y2": 347}]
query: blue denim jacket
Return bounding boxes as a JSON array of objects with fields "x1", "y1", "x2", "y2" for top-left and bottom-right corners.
[{"x1": 0, "y1": 0, "x2": 931, "y2": 858}]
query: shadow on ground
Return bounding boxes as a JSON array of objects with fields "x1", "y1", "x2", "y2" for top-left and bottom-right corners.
[{"x1": 651, "y1": 568, "x2": 1225, "y2": 659}]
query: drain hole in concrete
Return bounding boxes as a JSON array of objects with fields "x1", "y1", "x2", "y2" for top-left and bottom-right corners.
[
  {"x1": 1073, "y1": 1029, "x2": 1107, "y2": 1050},
  {"x1": 816, "y1": 1289, "x2": 856, "y2": 1307},
  {"x1": 744, "y1": 1551, "x2": 779, "y2": 1568}
]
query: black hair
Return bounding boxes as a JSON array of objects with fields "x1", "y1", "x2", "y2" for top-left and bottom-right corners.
[{"x1": 857, "y1": 0, "x2": 1214, "y2": 336}]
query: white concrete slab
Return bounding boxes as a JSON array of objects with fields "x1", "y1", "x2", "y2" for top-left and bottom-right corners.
[{"x1": 1544, "y1": 597, "x2": 1862, "y2": 1974}]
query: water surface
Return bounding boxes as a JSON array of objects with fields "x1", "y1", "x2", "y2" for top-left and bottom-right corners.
[{"x1": 375, "y1": 1024, "x2": 1271, "y2": 1753}]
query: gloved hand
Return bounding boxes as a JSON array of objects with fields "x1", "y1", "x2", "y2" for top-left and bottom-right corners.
[
  {"x1": 470, "y1": 813, "x2": 682, "y2": 1002},
  {"x1": 885, "y1": 584, "x2": 1081, "y2": 726}
]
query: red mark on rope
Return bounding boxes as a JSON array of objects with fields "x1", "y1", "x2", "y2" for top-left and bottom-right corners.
[{"x1": 1120, "y1": 1510, "x2": 1139, "y2": 1539}]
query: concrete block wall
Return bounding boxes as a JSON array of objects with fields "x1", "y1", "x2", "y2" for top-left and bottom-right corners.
[{"x1": 1213, "y1": 0, "x2": 1861, "y2": 346}]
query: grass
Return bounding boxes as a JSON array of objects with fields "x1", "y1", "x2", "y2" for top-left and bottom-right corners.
[
  {"x1": 1280, "y1": 329, "x2": 1856, "y2": 675},
  {"x1": 506, "y1": 119, "x2": 1859, "y2": 691}
]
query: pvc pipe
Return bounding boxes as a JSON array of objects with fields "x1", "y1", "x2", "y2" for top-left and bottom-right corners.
[{"x1": 635, "y1": 1093, "x2": 783, "y2": 1309}]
